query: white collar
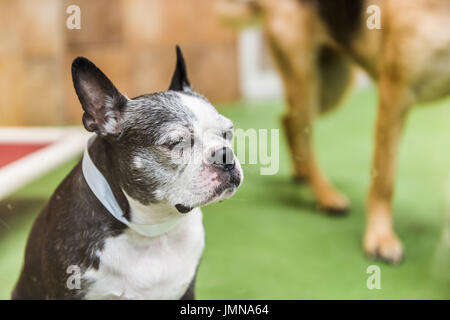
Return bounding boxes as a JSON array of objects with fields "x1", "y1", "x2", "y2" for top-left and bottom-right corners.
[{"x1": 81, "y1": 135, "x2": 183, "y2": 237}]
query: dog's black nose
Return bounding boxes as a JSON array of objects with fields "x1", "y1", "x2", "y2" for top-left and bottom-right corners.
[{"x1": 210, "y1": 147, "x2": 235, "y2": 171}]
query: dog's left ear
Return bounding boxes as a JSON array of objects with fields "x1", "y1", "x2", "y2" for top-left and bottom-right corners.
[{"x1": 168, "y1": 45, "x2": 191, "y2": 92}]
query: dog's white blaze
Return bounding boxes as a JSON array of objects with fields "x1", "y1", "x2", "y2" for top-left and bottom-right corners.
[
  {"x1": 82, "y1": 208, "x2": 204, "y2": 300},
  {"x1": 177, "y1": 91, "x2": 234, "y2": 157},
  {"x1": 177, "y1": 93, "x2": 224, "y2": 134}
]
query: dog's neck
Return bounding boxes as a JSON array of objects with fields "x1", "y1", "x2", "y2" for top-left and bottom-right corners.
[
  {"x1": 85, "y1": 135, "x2": 186, "y2": 235},
  {"x1": 87, "y1": 136, "x2": 132, "y2": 221},
  {"x1": 123, "y1": 191, "x2": 182, "y2": 225}
]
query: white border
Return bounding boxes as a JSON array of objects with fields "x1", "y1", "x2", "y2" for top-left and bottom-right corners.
[{"x1": 0, "y1": 127, "x2": 90, "y2": 199}]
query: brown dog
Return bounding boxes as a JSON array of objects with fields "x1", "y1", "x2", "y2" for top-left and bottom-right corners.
[{"x1": 218, "y1": 0, "x2": 450, "y2": 263}]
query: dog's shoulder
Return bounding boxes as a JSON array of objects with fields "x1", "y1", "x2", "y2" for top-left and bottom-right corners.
[{"x1": 14, "y1": 161, "x2": 128, "y2": 299}]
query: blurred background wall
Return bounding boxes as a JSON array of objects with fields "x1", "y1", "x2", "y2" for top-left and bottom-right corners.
[{"x1": 0, "y1": 0, "x2": 240, "y2": 126}]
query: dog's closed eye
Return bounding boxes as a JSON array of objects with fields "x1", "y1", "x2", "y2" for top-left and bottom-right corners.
[{"x1": 163, "y1": 137, "x2": 184, "y2": 150}]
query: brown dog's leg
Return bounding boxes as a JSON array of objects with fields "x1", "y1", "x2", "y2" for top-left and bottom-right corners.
[
  {"x1": 284, "y1": 47, "x2": 353, "y2": 188},
  {"x1": 273, "y1": 48, "x2": 349, "y2": 213},
  {"x1": 283, "y1": 108, "x2": 349, "y2": 213},
  {"x1": 264, "y1": 0, "x2": 349, "y2": 213},
  {"x1": 364, "y1": 76, "x2": 412, "y2": 263}
]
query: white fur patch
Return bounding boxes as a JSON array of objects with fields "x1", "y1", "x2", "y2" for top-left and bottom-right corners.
[
  {"x1": 82, "y1": 208, "x2": 204, "y2": 300},
  {"x1": 133, "y1": 156, "x2": 145, "y2": 169},
  {"x1": 178, "y1": 93, "x2": 219, "y2": 128}
]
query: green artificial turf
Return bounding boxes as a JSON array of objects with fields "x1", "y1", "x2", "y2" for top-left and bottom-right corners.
[{"x1": 0, "y1": 85, "x2": 449, "y2": 299}]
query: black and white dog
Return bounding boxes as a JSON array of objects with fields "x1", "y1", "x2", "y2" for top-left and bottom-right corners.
[{"x1": 12, "y1": 46, "x2": 243, "y2": 300}]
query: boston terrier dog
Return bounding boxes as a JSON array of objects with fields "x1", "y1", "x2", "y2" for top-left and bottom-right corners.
[{"x1": 12, "y1": 46, "x2": 243, "y2": 300}]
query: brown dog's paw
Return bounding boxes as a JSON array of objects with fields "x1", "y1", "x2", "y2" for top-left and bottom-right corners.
[
  {"x1": 364, "y1": 231, "x2": 404, "y2": 264},
  {"x1": 317, "y1": 191, "x2": 350, "y2": 215}
]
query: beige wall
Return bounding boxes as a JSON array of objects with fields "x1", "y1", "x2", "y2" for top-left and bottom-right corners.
[{"x1": 0, "y1": 0, "x2": 239, "y2": 126}]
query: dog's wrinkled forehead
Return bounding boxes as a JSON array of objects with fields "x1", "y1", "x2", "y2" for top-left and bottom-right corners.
[
  {"x1": 123, "y1": 90, "x2": 230, "y2": 143},
  {"x1": 123, "y1": 91, "x2": 194, "y2": 142}
]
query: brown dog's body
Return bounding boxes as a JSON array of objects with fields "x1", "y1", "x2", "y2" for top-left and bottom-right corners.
[{"x1": 219, "y1": 0, "x2": 450, "y2": 262}]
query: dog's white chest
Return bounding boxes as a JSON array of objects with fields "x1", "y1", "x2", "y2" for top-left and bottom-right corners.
[{"x1": 82, "y1": 209, "x2": 204, "y2": 300}]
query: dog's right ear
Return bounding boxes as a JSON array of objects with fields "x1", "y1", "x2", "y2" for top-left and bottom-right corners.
[{"x1": 71, "y1": 57, "x2": 128, "y2": 136}]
